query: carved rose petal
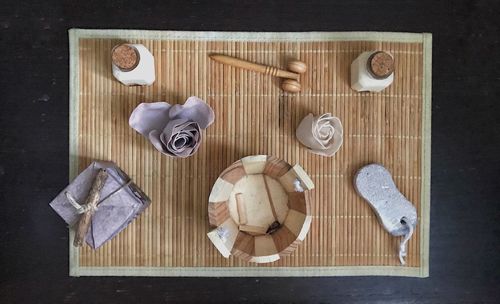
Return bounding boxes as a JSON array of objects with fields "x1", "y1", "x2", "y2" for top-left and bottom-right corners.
[
  {"x1": 149, "y1": 119, "x2": 202, "y2": 158},
  {"x1": 296, "y1": 113, "x2": 343, "y2": 157},
  {"x1": 129, "y1": 96, "x2": 214, "y2": 158}
]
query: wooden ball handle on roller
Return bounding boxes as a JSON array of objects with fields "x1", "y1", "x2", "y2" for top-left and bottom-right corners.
[{"x1": 209, "y1": 54, "x2": 306, "y2": 93}]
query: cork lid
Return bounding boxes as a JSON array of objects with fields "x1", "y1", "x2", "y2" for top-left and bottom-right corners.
[
  {"x1": 367, "y1": 51, "x2": 394, "y2": 79},
  {"x1": 112, "y1": 44, "x2": 140, "y2": 71}
]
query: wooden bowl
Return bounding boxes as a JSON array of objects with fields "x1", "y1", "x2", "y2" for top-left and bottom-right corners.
[{"x1": 207, "y1": 155, "x2": 314, "y2": 263}]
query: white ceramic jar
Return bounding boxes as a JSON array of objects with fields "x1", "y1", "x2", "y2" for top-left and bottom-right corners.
[
  {"x1": 351, "y1": 51, "x2": 394, "y2": 92},
  {"x1": 111, "y1": 44, "x2": 155, "y2": 86}
]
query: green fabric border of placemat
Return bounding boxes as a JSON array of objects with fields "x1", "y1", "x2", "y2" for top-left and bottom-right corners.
[{"x1": 68, "y1": 29, "x2": 431, "y2": 277}]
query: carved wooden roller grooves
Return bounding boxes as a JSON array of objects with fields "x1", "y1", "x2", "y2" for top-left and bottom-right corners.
[{"x1": 209, "y1": 54, "x2": 306, "y2": 93}]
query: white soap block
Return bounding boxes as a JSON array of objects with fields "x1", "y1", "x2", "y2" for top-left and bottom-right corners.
[
  {"x1": 351, "y1": 51, "x2": 394, "y2": 92},
  {"x1": 112, "y1": 44, "x2": 155, "y2": 86}
]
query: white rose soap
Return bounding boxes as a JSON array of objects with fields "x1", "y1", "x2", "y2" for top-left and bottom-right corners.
[{"x1": 296, "y1": 113, "x2": 343, "y2": 157}]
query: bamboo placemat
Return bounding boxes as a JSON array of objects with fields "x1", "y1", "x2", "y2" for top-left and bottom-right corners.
[{"x1": 69, "y1": 29, "x2": 431, "y2": 277}]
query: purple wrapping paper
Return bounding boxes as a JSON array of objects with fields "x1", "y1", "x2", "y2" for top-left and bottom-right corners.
[
  {"x1": 50, "y1": 161, "x2": 150, "y2": 249},
  {"x1": 129, "y1": 96, "x2": 215, "y2": 158}
]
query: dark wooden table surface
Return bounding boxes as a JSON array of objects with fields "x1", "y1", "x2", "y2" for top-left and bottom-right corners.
[{"x1": 1, "y1": 0, "x2": 499, "y2": 303}]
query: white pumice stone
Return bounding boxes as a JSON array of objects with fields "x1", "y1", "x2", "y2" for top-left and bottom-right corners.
[{"x1": 354, "y1": 164, "x2": 417, "y2": 237}]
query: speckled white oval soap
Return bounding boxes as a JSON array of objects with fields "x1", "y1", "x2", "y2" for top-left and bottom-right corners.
[
  {"x1": 354, "y1": 163, "x2": 417, "y2": 264},
  {"x1": 354, "y1": 163, "x2": 417, "y2": 236}
]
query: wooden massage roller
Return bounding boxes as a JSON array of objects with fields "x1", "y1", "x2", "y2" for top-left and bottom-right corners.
[{"x1": 209, "y1": 54, "x2": 307, "y2": 93}]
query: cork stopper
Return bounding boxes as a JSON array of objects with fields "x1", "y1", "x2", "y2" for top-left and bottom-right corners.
[
  {"x1": 367, "y1": 51, "x2": 394, "y2": 79},
  {"x1": 112, "y1": 44, "x2": 140, "y2": 71}
]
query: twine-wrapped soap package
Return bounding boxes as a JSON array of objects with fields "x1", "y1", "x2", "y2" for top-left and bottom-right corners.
[{"x1": 50, "y1": 161, "x2": 151, "y2": 249}]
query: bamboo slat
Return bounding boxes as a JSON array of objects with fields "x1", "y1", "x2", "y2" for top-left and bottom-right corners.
[{"x1": 74, "y1": 32, "x2": 428, "y2": 274}]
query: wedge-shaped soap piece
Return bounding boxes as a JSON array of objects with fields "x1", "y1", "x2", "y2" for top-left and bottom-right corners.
[
  {"x1": 241, "y1": 155, "x2": 267, "y2": 174},
  {"x1": 279, "y1": 165, "x2": 314, "y2": 192},
  {"x1": 207, "y1": 217, "x2": 239, "y2": 258},
  {"x1": 251, "y1": 235, "x2": 280, "y2": 263}
]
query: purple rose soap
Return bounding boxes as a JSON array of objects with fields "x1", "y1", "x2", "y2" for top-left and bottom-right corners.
[
  {"x1": 50, "y1": 161, "x2": 151, "y2": 249},
  {"x1": 129, "y1": 96, "x2": 215, "y2": 158}
]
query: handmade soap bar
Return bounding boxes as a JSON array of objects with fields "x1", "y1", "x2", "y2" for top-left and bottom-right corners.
[
  {"x1": 112, "y1": 44, "x2": 155, "y2": 86},
  {"x1": 351, "y1": 51, "x2": 394, "y2": 92},
  {"x1": 50, "y1": 161, "x2": 151, "y2": 249}
]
